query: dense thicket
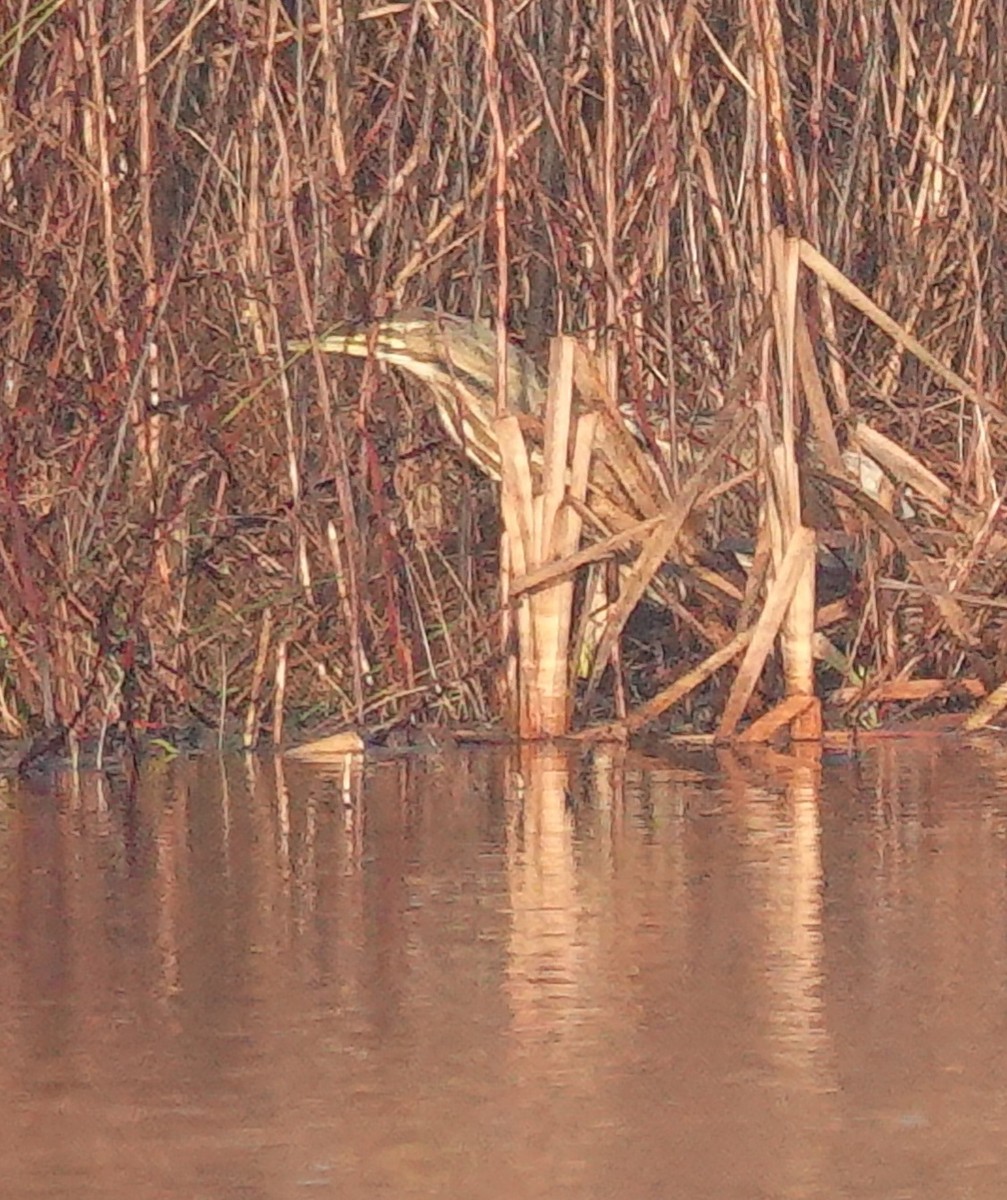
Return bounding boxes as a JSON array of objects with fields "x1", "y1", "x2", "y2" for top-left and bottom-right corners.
[{"x1": 1, "y1": 0, "x2": 1005, "y2": 746}]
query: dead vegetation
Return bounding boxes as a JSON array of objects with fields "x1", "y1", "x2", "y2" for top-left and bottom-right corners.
[{"x1": 2, "y1": 0, "x2": 1007, "y2": 751}]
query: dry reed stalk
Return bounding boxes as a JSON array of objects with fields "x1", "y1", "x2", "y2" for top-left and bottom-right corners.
[
  {"x1": 576, "y1": 625, "x2": 756, "y2": 743},
  {"x1": 717, "y1": 526, "x2": 817, "y2": 740},
  {"x1": 583, "y1": 400, "x2": 756, "y2": 696},
  {"x1": 836, "y1": 678, "x2": 985, "y2": 706},
  {"x1": 794, "y1": 306, "x2": 844, "y2": 475},
  {"x1": 0, "y1": 677, "x2": 22, "y2": 737},
  {"x1": 482, "y1": 0, "x2": 512, "y2": 413},
  {"x1": 813, "y1": 470, "x2": 977, "y2": 652},
  {"x1": 530, "y1": 339, "x2": 576, "y2": 732},
  {"x1": 767, "y1": 231, "x2": 818, "y2": 739},
  {"x1": 963, "y1": 678, "x2": 1007, "y2": 732},
  {"x1": 798, "y1": 239, "x2": 1007, "y2": 430},
  {"x1": 496, "y1": 417, "x2": 536, "y2": 731},
  {"x1": 495, "y1": 337, "x2": 591, "y2": 736},
  {"x1": 272, "y1": 637, "x2": 288, "y2": 746},
  {"x1": 736, "y1": 695, "x2": 819, "y2": 745},
  {"x1": 851, "y1": 422, "x2": 980, "y2": 533},
  {"x1": 243, "y1": 607, "x2": 274, "y2": 750}
]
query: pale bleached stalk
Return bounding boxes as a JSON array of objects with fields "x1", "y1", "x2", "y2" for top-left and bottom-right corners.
[
  {"x1": 769, "y1": 231, "x2": 817, "y2": 729},
  {"x1": 717, "y1": 526, "x2": 817, "y2": 740}
]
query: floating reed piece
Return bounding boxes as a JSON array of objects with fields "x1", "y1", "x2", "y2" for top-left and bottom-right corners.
[{"x1": 496, "y1": 337, "x2": 597, "y2": 738}]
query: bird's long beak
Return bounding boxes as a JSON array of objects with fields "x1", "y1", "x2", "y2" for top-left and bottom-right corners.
[{"x1": 288, "y1": 331, "x2": 369, "y2": 357}]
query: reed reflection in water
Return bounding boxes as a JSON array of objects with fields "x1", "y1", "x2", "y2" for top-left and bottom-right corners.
[{"x1": 1, "y1": 739, "x2": 1006, "y2": 1198}]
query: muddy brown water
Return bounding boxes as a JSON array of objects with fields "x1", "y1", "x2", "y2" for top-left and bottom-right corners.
[{"x1": 2, "y1": 740, "x2": 1006, "y2": 1199}]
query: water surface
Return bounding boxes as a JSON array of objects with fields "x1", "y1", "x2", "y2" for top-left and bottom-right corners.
[{"x1": 2, "y1": 740, "x2": 1006, "y2": 1198}]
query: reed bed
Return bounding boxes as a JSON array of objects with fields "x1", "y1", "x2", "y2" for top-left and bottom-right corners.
[{"x1": 1, "y1": 0, "x2": 1006, "y2": 751}]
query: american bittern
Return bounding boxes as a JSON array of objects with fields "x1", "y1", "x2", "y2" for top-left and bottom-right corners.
[
  {"x1": 290, "y1": 310, "x2": 762, "y2": 637},
  {"x1": 289, "y1": 309, "x2": 545, "y2": 483},
  {"x1": 288, "y1": 309, "x2": 678, "y2": 536}
]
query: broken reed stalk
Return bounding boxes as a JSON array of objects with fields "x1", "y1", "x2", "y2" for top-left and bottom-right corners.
[
  {"x1": 716, "y1": 526, "x2": 817, "y2": 740},
  {"x1": 709, "y1": 232, "x2": 821, "y2": 745},
  {"x1": 496, "y1": 338, "x2": 594, "y2": 737},
  {"x1": 770, "y1": 231, "x2": 820, "y2": 740}
]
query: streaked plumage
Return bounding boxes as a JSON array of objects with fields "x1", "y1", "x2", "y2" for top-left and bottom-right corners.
[
  {"x1": 289, "y1": 309, "x2": 543, "y2": 481},
  {"x1": 289, "y1": 309, "x2": 681, "y2": 538}
]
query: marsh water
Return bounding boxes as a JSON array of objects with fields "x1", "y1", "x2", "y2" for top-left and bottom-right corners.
[{"x1": 2, "y1": 739, "x2": 1007, "y2": 1199}]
